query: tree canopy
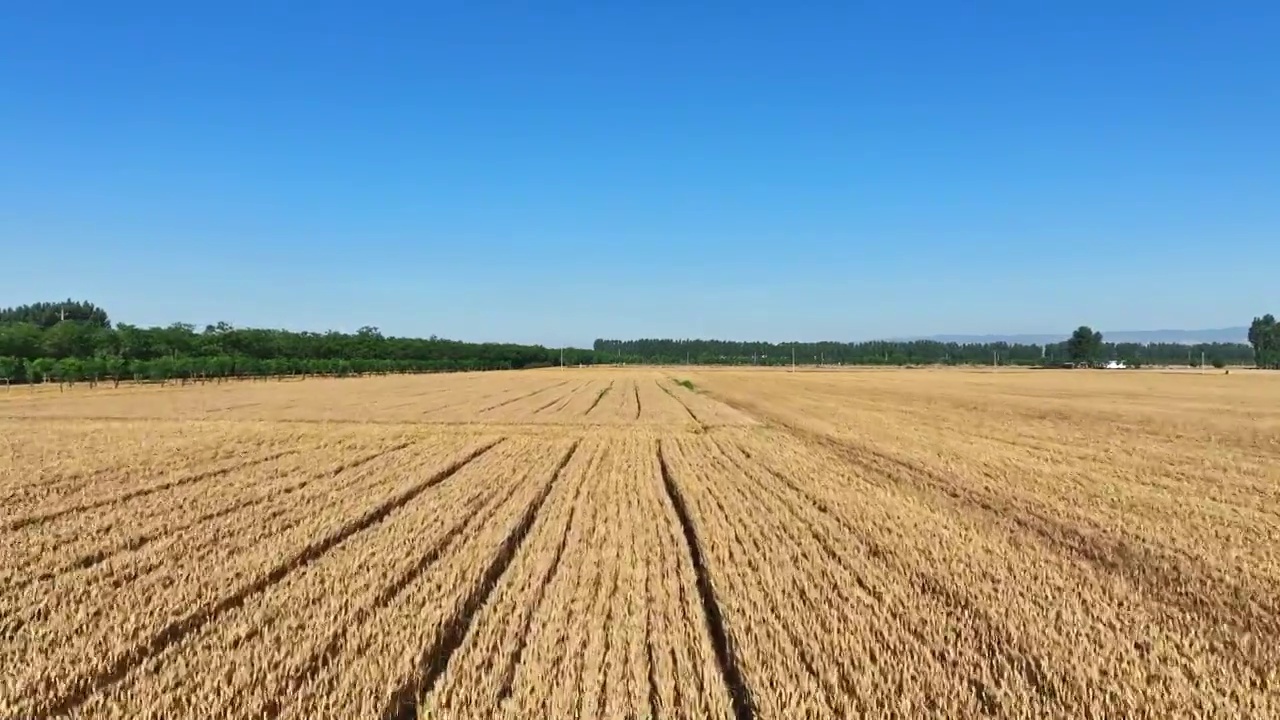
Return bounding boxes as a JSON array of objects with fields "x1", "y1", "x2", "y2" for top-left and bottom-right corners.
[
  {"x1": 0, "y1": 299, "x2": 1271, "y2": 386},
  {"x1": 0, "y1": 299, "x2": 109, "y2": 329},
  {"x1": 1249, "y1": 315, "x2": 1279, "y2": 369},
  {"x1": 1065, "y1": 326, "x2": 1104, "y2": 364},
  {"x1": 592, "y1": 336, "x2": 1255, "y2": 368},
  {"x1": 0, "y1": 301, "x2": 586, "y2": 385}
]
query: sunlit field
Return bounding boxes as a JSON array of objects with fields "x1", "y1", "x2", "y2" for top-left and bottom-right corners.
[{"x1": 2, "y1": 367, "x2": 1276, "y2": 718}]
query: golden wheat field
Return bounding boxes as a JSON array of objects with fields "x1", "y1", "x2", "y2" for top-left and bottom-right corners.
[{"x1": 1, "y1": 367, "x2": 1278, "y2": 719}]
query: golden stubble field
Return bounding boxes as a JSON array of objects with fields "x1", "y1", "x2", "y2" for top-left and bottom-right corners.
[{"x1": 1, "y1": 367, "x2": 1277, "y2": 718}]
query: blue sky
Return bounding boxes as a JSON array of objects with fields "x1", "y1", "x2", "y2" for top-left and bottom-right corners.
[{"x1": 2, "y1": 2, "x2": 1277, "y2": 346}]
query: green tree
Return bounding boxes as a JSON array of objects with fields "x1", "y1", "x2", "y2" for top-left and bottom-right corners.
[
  {"x1": 148, "y1": 357, "x2": 176, "y2": 383},
  {"x1": 0, "y1": 356, "x2": 19, "y2": 386},
  {"x1": 1249, "y1": 314, "x2": 1278, "y2": 369},
  {"x1": 54, "y1": 358, "x2": 84, "y2": 386},
  {"x1": 80, "y1": 356, "x2": 105, "y2": 386},
  {"x1": 0, "y1": 299, "x2": 110, "y2": 328},
  {"x1": 1066, "y1": 326, "x2": 1104, "y2": 365},
  {"x1": 0, "y1": 322, "x2": 43, "y2": 359},
  {"x1": 155, "y1": 323, "x2": 198, "y2": 358},
  {"x1": 15, "y1": 296, "x2": 1274, "y2": 375},
  {"x1": 208, "y1": 355, "x2": 234, "y2": 380},
  {"x1": 41, "y1": 321, "x2": 100, "y2": 359},
  {"x1": 29, "y1": 358, "x2": 55, "y2": 384},
  {"x1": 104, "y1": 355, "x2": 127, "y2": 388},
  {"x1": 171, "y1": 356, "x2": 196, "y2": 384},
  {"x1": 115, "y1": 323, "x2": 154, "y2": 360}
]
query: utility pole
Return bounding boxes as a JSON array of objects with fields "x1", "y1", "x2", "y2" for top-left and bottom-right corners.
[
  {"x1": 1201, "y1": 351, "x2": 1205, "y2": 374},
  {"x1": 792, "y1": 346, "x2": 796, "y2": 372}
]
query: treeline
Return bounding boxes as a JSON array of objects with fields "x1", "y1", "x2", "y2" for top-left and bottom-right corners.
[
  {"x1": 1250, "y1": 315, "x2": 1280, "y2": 369},
  {"x1": 0, "y1": 300, "x2": 594, "y2": 385},
  {"x1": 593, "y1": 337, "x2": 1258, "y2": 367},
  {"x1": 2, "y1": 299, "x2": 1275, "y2": 387},
  {"x1": 0, "y1": 300, "x2": 110, "y2": 329}
]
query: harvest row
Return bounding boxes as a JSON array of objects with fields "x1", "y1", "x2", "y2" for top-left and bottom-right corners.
[
  {"x1": 663, "y1": 428, "x2": 1278, "y2": 717},
  {"x1": 0, "y1": 372, "x2": 753, "y2": 427}
]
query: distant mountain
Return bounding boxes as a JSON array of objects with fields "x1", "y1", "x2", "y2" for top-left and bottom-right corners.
[{"x1": 902, "y1": 328, "x2": 1250, "y2": 345}]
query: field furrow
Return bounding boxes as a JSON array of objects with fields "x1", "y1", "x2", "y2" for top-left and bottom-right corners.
[
  {"x1": 3, "y1": 447, "x2": 299, "y2": 531},
  {"x1": 2, "y1": 366, "x2": 1276, "y2": 717},
  {"x1": 422, "y1": 434, "x2": 737, "y2": 719},
  {"x1": 276, "y1": 437, "x2": 580, "y2": 719},
  {"x1": 697, "y1": 374, "x2": 1280, "y2": 615},
  {"x1": 458, "y1": 378, "x2": 575, "y2": 418},
  {"x1": 705, "y1": 428, "x2": 1275, "y2": 717},
  {"x1": 661, "y1": 379, "x2": 758, "y2": 427},
  {"x1": 0, "y1": 435, "x2": 500, "y2": 717},
  {"x1": 668, "y1": 431, "x2": 1132, "y2": 717},
  {"x1": 475, "y1": 378, "x2": 585, "y2": 421},
  {"x1": 66, "y1": 439, "x2": 561, "y2": 719},
  {"x1": 0, "y1": 441, "x2": 380, "y2": 589},
  {"x1": 567, "y1": 378, "x2": 642, "y2": 424},
  {"x1": 540, "y1": 379, "x2": 612, "y2": 419},
  {"x1": 0, "y1": 421, "x2": 327, "y2": 518},
  {"x1": 635, "y1": 377, "x2": 696, "y2": 426},
  {"x1": 582, "y1": 380, "x2": 614, "y2": 417}
]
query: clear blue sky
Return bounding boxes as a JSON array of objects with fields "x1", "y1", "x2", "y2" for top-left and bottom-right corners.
[{"x1": 2, "y1": 2, "x2": 1277, "y2": 346}]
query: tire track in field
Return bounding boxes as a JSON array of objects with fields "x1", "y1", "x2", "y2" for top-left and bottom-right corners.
[
  {"x1": 584, "y1": 380, "x2": 614, "y2": 416},
  {"x1": 718, "y1": 436, "x2": 1064, "y2": 707},
  {"x1": 38, "y1": 439, "x2": 505, "y2": 719},
  {"x1": 492, "y1": 446, "x2": 600, "y2": 702},
  {"x1": 3, "y1": 448, "x2": 304, "y2": 532},
  {"x1": 701, "y1": 387, "x2": 1280, "y2": 644},
  {"x1": 532, "y1": 381, "x2": 589, "y2": 415},
  {"x1": 657, "y1": 441, "x2": 755, "y2": 720},
  {"x1": 411, "y1": 375, "x2": 540, "y2": 416},
  {"x1": 3, "y1": 445, "x2": 287, "y2": 519},
  {"x1": 671, "y1": 436, "x2": 835, "y2": 711},
  {"x1": 418, "y1": 384, "x2": 525, "y2": 417},
  {"x1": 258, "y1": 444, "x2": 545, "y2": 719},
  {"x1": 657, "y1": 379, "x2": 707, "y2": 430},
  {"x1": 717, "y1": 397, "x2": 1279, "y2": 686},
  {"x1": 633, "y1": 382, "x2": 642, "y2": 421},
  {"x1": 379, "y1": 439, "x2": 581, "y2": 720},
  {"x1": 735, "y1": 429, "x2": 1253, "y2": 710},
  {"x1": 208, "y1": 401, "x2": 263, "y2": 413},
  {"x1": 478, "y1": 379, "x2": 574, "y2": 415},
  {"x1": 823, "y1": 432, "x2": 1280, "y2": 644},
  {"x1": 674, "y1": 438, "x2": 860, "y2": 712},
  {"x1": 15, "y1": 441, "x2": 419, "y2": 591}
]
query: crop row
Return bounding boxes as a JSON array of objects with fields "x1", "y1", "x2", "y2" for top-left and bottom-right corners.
[
  {"x1": 422, "y1": 434, "x2": 735, "y2": 718},
  {"x1": 0, "y1": 434, "x2": 497, "y2": 717}
]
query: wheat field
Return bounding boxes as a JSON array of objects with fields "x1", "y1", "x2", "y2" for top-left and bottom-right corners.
[{"x1": 1, "y1": 367, "x2": 1277, "y2": 718}]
